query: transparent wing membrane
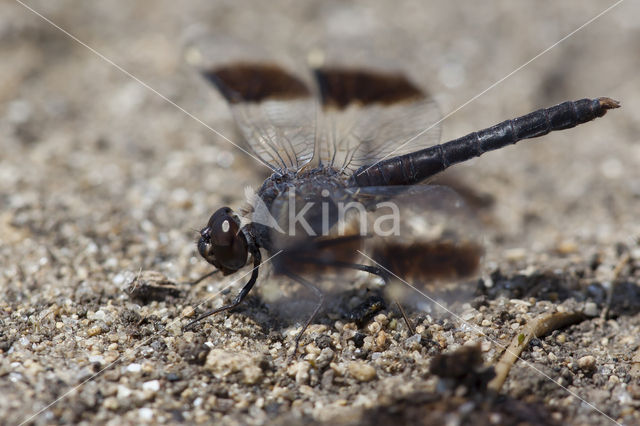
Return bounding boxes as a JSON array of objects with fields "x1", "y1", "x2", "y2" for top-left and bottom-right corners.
[
  {"x1": 187, "y1": 35, "x2": 317, "y2": 171},
  {"x1": 230, "y1": 100, "x2": 316, "y2": 170},
  {"x1": 191, "y1": 36, "x2": 442, "y2": 174},
  {"x1": 261, "y1": 183, "x2": 482, "y2": 309},
  {"x1": 311, "y1": 43, "x2": 441, "y2": 171},
  {"x1": 352, "y1": 185, "x2": 483, "y2": 306},
  {"x1": 316, "y1": 97, "x2": 441, "y2": 172}
]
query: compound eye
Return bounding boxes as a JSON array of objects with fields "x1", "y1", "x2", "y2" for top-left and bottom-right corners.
[
  {"x1": 200, "y1": 207, "x2": 248, "y2": 273},
  {"x1": 208, "y1": 207, "x2": 240, "y2": 247}
]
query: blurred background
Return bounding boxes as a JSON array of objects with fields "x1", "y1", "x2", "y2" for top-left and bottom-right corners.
[
  {"x1": 2, "y1": 1, "x2": 637, "y2": 265},
  {"x1": 1, "y1": 0, "x2": 639, "y2": 423}
]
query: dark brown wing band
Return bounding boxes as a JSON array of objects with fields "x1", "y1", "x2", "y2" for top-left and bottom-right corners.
[
  {"x1": 203, "y1": 63, "x2": 311, "y2": 104},
  {"x1": 314, "y1": 68, "x2": 424, "y2": 109},
  {"x1": 371, "y1": 241, "x2": 483, "y2": 283}
]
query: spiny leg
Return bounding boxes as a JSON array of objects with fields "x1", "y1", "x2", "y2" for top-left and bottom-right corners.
[
  {"x1": 188, "y1": 269, "x2": 220, "y2": 286},
  {"x1": 183, "y1": 249, "x2": 261, "y2": 331},
  {"x1": 601, "y1": 252, "x2": 631, "y2": 320},
  {"x1": 393, "y1": 298, "x2": 415, "y2": 336},
  {"x1": 282, "y1": 269, "x2": 325, "y2": 356},
  {"x1": 295, "y1": 257, "x2": 389, "y2": 281}
]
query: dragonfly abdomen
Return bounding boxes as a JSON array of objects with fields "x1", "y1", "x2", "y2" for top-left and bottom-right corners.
[{"x1": 350, "y1": 97, "x2": 619, "y2": 187}]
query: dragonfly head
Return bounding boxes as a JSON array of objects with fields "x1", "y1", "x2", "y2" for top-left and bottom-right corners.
[{"x1": 198, "y1": 207, "x2": 248, "y2": 275}]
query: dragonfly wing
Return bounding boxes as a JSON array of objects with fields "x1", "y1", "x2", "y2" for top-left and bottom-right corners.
[
  {"x1": 188, "y1": 35, "x2": 318, "y2": 172},
  {"x1": 310, "y1": 43, "x2": 441, "y2": 172},
  {"x1": 261, "y1": 182, "x2": 482, "y2": 287},
  {"x1": 345, "y1": 185, "x2": 484, "y2": 305}
]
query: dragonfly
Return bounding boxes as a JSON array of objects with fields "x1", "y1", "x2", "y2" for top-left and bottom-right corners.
[{"x1": 183, "y1": 38, "x2": 619, "y2": 351}]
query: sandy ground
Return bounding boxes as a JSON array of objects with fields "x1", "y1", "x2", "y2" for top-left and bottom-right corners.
[{"x1": 1, "y1": 1, "x2": 640, "y2": 425}]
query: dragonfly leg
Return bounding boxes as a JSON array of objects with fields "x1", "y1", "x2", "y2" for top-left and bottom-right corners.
[
  {"x1": 295, "y1": 257, "x2": 415, "y2": 334},
  {"x1": 295, "y1": 257, "x2": 390, "y2": 282},
  {"x1": 282, "y1": 269, "x2": 325, "y2": 357},
  {"x1": 183, "y1": 248, "x2": 261, "y2": 331},
  {"x1": 188, "y1": 269, "x2": 220, "y2": 286},
  {"x1": 328, "y1": 262, "x2": 415, "y2": 335}
]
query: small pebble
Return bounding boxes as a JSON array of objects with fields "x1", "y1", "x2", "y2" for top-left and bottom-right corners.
[
  {"x1": 330, "y1": 362, "x2": 346, "y2": 377},
  {"x1": 87, "y1": 325, "x2": 105, "y2": 336},
  {"x1": 367, "y1": 322, "x2": 381, "y2": 334},
  {"x1": 375, "y1": 330, "x2": 387, "y2": 349},
  {"x1": 404, "y1": 334, "x2": 421, "y2": 347},
  {"x1": 627, "y1": 383, "x2": 640, "y2": 399},
  {"x1": 180, "y1": 388, "x2": 194, "y2": 400},
  {"x1": 205, "y1": 349, "x2": 263, "y2": 385},
  {"x1": 315, "y1": 348, "x2": 334, "y2": 370},
  {"x1": 293, "y1": 362, "x2": 310, "y2": 385},
  {"x1": 88, "y1": 355, "x2": 104, "y2": 364},
  {"x1": 374, "y1": 314, "x2": 389, "y2": 326},
  {"x1": 556, "y1": 240, "x2": 578, "y2": 255},
  {"x1": 103, "y1": 397, "x2": 118, "y2": 411},
  {"x1": 583, "y1": 302, "x2": 598, "y2": 317},
  {"x1": 578, "y1": 355, "x2": 597, "y2": 372},
  {"x1": 138, "y1": 407, "x2": 153, "y2": 421},
  {"x1": 126, "y1": 363, "x2": 142, "y2": 373},
  {"x1": 167, "y1": 321, "x2": 182, "y2": 336},
  {"x1": 117, "y1": 385, "x2": 132, "y2": 399},
  {"x1": 388, "y1": 319, "x2": 397, "y2": 330},
  {"x1": 348, "y1": 361, "x2": 376, "y2": 382},
  {"x1": 142, "y1": 380, "x2": 160, "y2": 392},
  {"x1": 504, "y1": 248, "x2": 526, "y2": 261},
  {"x1": 166, "y1": 373, "x2": 180, "y2": 382}
]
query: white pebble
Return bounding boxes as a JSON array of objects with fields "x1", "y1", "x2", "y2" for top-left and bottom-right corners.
[
  {"x1": 88, "y1": 355, "x2": 104, "y2": 364},
  {"x1": 126, "y1": 363, "x2": 142, "y2": 373},
  {"x1": 583, "y1": 302, "x2": 598, "y2": 317},
  {"x1": 117, "y1": 385, "x2": 132, "y2": 399},
  {"x1": 138, "y1": 407, "x2": 153, "y2": 421},
  {"x1": 142, "y1": 380, "x2": 160, "y2": 392}
]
